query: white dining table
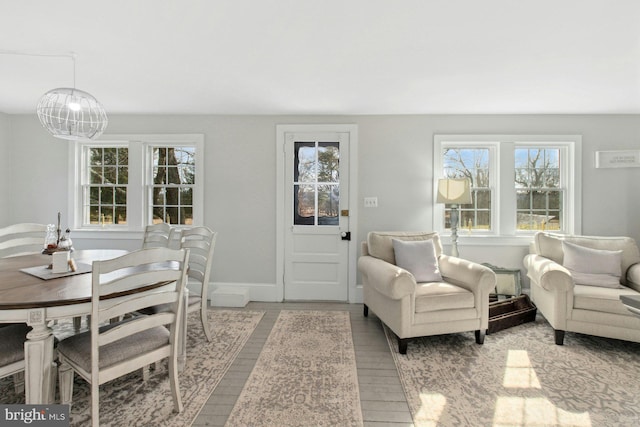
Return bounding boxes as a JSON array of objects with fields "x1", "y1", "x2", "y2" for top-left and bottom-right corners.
[{"x1": 0, "y1": 249, "x2": 188, "y2": 404}]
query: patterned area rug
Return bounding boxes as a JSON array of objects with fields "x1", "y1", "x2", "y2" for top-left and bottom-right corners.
[
  {"x1": 385, "y1": 315, "x2": 640, "y2": 427},
  {"x1": 226, "y1": 310, "x2": 363, "y2": 427},
  {"x1": 0, "y1": 309, "x2": 264, "y2": 426}
]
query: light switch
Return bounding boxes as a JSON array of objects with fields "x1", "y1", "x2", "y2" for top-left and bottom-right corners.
[{"x1": 364, "y1": 197, "x2": 378, "y2": 208}]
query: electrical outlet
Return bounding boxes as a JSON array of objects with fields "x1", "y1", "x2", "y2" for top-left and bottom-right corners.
[{"x1": 364, "y1": 197, "x2": 378, "y2": 208}]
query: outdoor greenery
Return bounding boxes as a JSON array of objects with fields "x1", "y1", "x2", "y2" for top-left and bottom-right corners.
[
  {"x1": 87, "y1": 146, "x2": 195, "y2": 226},
  {"x1": 443, "y1": 147, "x2": 562, "y2": 231},
  {"x1": 294, "y1": 142, "x2": 340, "y2": 225}
]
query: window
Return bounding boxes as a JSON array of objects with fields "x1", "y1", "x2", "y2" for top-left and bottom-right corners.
[
  {"x1": 433, "y1": 135, "x2": 581, "y2": 239},
  {"x1": 515, "y1": 147, "x2": 562, "y2": 231},
  {"x1": 70, "y1": 134, "x2": 204, "y2": 231},
  {"x1": 443, "y1": 147, "x2": 493, "y2": 231},
  {"x1": 150, "y1": 146, "x2": 196, "y2": 225},
  {"x1": 86, "y1": 146, "x2": 128, "y2": 225}
]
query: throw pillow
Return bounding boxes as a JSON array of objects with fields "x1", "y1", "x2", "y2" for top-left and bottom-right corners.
[
  {"x1": 569, "y1": 272, "x2": 624, "y2": 289},
  {"x1": 562, "y1": 241, "x2": 623, "y2": 288},
  {"x1": 392, "y1": 238, "x2": 443, "y2": 283}
]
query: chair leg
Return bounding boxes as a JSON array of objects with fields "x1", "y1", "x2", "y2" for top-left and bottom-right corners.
[
  {"x1": 13, "y1": 372, "x2": 25, "y2": 394},
  {"x1": 91, "y1": 382, "x2": 100, "y2": 426},
  {"x1": 201, "y1": 307, "x2": 212, "y2": 342},
  {"x1": 363, "y1": 304, "x2": 369, "y2": 317},
  {"x1": 398, "y1": 338, "x2": 408, "y2": 354},
  {"x1": 475, "y1": 329, "x2": 485, "y2": 344},
  {"x1": 58, "y1": 362, "x2": 74, "y2": 406},
  {"x1": 554, "y1": 329, "x2": 565, "y2": 345},
  {"x1": 142, "y1": 365, "x2": 150, "y2": 382},
  {"x1": 169, "y1": 354, "x2": 184, "y2": 413}
]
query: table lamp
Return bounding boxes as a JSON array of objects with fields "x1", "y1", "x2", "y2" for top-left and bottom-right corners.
[{"x1": 437, "y1": 178, "x2": 472, "y2": 257}]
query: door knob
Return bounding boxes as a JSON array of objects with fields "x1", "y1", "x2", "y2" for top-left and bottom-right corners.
[{"x1": 341, "y1": 232, "x2": 351, "y2": 241}]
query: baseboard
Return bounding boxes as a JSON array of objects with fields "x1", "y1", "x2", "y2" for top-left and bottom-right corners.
[
  {"x1": 196, "y1": 281, "x2": 364, "y2": 304},
  {"x1": 209, "y1": 282, "x2": 280, "y2": 302}
]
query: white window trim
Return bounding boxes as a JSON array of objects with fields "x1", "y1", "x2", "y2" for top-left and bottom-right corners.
[
  {"x1": 433, "y1": 134, "x2": 582, "y2": 246},
  {"x1": 68, "y1": 134, "x2": 204, "y2": 235}
]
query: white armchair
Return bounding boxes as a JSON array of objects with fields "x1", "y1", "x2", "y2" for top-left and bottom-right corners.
[
  {"x1": 524, "y1": 232, "x2": 640, "y2": 345},
  {"x1": 358, "y1": 231, "x2": 496, "y2": 354}
]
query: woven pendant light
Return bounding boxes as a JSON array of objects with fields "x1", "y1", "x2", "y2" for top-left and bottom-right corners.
[{"x1": 36, "y1": 54, "x2": 108, "y2": 140}]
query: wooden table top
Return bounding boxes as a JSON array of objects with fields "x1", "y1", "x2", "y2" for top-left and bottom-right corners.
[{"x1": 0, "y1": 249, "x2": 127, "y2": 310}]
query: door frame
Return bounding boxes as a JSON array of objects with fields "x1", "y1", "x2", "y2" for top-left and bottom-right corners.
[{"x1": 276, "y1": 124, "x2": 359, "y2": 302}]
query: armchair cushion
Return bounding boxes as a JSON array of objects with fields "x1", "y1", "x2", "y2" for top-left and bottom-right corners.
[
  {"x1": 415, "y1": 282, "x2": 474, "y2": 313},
  {"x1": 392, "y1": 238, "x2": 442, "y2": 283}
]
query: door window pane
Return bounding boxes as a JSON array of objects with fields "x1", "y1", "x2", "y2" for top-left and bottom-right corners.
[{"x1": 294, "y1": 141, "x2": 340, "y2": 226}]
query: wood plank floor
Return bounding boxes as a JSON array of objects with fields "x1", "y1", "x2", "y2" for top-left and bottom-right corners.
[{"x1": 192, "y1": 302, "x2": 414, "y2": 427}]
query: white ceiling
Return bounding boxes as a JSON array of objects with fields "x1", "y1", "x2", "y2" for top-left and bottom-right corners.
[{"x1": 1, "y1": 1, "x2": 639, "y2": 115}]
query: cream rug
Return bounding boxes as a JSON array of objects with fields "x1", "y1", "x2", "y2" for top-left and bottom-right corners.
[
  {"x1": 0, "y1": 309, "x2": 264, "y2": 426},
  {"x1": 226, "y1": 310, "x2": 363, "y2": 427},
  {"x1": 385, "y1": 315, "x2": 640, "y2": 427}
]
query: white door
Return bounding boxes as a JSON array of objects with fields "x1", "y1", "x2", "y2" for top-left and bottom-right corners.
[{"x1": 281, "y1": 130, "x2": 351, "y2": 301}]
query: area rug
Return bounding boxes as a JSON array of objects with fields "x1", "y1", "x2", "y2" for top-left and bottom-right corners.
[
  {"x1": 0, "y1": 309, "x2": 264, "y2": 427},
  {"x1": 385, "y1": 315, "x2": 640, "y2": 427},
  {"x1": 226, "y1": 310, "x2": 363, "y2": 427}
]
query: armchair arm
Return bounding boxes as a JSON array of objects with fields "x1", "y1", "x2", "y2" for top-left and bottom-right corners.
[
  {"x1": 357, "y1": 255, "x2": 416, "y2": 300},
  {"x1": 438, "y1": 255, "x2": 496, "y2": 294},
  {"x1": 626, "y1": 263, "x2": 640, "y2": 292},
  {"x1": 523, "y1": 254, "x2": 574, "y2": 292}
]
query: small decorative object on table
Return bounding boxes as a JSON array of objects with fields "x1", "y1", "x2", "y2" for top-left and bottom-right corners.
[{"x1": 42, "y1": 212, "x2": 74, "y2": 256}]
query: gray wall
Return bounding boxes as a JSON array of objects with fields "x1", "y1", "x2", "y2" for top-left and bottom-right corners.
[
  {"x1": 0, "y1": 112, "x2": 10, "y2": 224},
  {"x1": 4, "y1": 114, "x2": 640, "y2": 296}
]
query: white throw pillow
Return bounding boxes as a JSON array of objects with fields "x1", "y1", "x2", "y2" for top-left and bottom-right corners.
[
  {"x1": 562, "y1": 241, "x2": 623, "y2": 288},
  {"x1": 392, "y1": 239, "x2": 443, "y2": 283}
]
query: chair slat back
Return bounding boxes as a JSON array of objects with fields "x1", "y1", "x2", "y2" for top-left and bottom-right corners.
[
  {"x1": 180, "y1": 227, "x2": 217, "y2": 299},
  {"x1": 142, "y1": 223, "x2": 173, "y2": 249},
  {"x1": 0, "y1": 223, "x2": 46, "y2": 258}
]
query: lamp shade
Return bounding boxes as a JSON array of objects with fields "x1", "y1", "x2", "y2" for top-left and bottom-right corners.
[
  {"x1": 37, "y1": 87, "x2": 108, "y2": 140},
  {"x1": 436, "y1": 178, "x2": 472, "y2": 204}
]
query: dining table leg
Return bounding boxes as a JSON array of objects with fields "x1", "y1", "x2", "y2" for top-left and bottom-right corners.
[{"x1": 25, "y1": 308, "x2": 56, "y2": 404}]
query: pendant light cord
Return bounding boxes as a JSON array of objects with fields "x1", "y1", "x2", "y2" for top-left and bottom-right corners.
[{"x1": 0, "y1": 50, "x2": 77, "y2": 87}]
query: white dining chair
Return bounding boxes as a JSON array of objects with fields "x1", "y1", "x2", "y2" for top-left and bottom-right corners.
[
  {"x1": 1, "y1": 223, "x2": 47, "y2": 394},
  {"x1": 180, "y1": 226, "x2": 217, "y2": 341},
  {"x1": 0, "y1": 223, "x2": 46, "y2": 258},
  {"x1": 57, "y1": 247, "x2": 190, "y2": 426}
]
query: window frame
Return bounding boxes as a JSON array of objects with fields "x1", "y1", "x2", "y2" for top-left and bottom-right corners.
[
  {"x1": 69, "y1": 134, "x2": 204, "y2": 233},
  {"x1": 433, "y1": 134, "x2": 581, "y2": 244}
]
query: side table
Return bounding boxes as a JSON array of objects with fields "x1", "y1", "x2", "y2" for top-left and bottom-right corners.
[
  {"x1": 621, "y1": 295, "x2": 640, "y2": 318},
  {"x1": 482, "y1": 263, "x2": 522, "y2": 300}
]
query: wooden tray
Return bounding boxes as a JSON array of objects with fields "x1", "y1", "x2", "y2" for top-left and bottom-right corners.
[{"x1": 488, "y1": 294, "x2": 537, "y2": 334}]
